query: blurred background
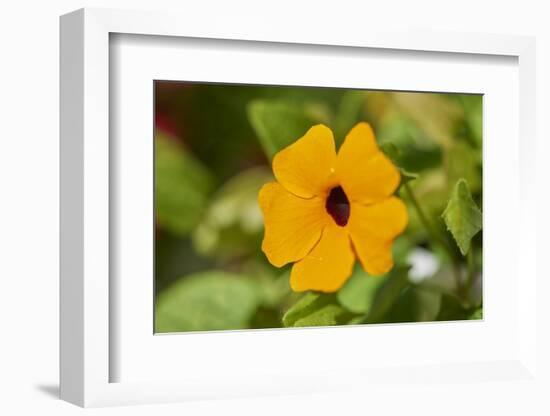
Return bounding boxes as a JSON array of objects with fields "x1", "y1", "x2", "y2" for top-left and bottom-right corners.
[{"x1": 154, "y1": 81, "x2": 483, "y2": 333}]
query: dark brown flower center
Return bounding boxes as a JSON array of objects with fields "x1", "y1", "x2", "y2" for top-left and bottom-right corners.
[{"x1": 325, "y1": 186, "x2": 350, "y2": 226}]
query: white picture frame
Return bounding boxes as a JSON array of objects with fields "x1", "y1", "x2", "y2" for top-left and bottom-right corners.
[{"x1": 60, "y1": 7, "x2": 540, "y2": 408}]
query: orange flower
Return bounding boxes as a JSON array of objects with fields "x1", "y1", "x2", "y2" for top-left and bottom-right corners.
[{"x1": 258, "y1": 122, "x2": 408, "y2": 292}]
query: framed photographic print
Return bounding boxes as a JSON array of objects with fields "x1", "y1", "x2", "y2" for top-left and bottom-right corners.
[
  {"x1": 60, "y1": 7, "x2": 541, "y2": 409},
  {"x1": 153, "y1": 81, "x2": 483, "y2": 334}
]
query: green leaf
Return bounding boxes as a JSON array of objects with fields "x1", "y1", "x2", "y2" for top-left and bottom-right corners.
[
  {"x1": 247, "y1": 100, "x2": 318, "y2": 159},
  {"x1": 336, "y1": 265, "x2": 387, "y2": 314},
  {"x1": 155, "y1": 132, "x2": 215, "y2": 236},
  {"x1": 400, "y1": 170, "x2": 419, "y2": 185},
  {"x1": 282, "y1": 293, "x2": 360, "y2": 328},
  {"x1": 441, "y1": 179, "x2": 482, "y2": 255},
  {"x1": 155, "y1": 271, "x2": 261, "y2": 333}
]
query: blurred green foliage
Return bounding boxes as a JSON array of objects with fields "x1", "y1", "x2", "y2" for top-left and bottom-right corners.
[
  {"x1": 156, "y1": 271, "x2": 262, "y2": 332},
  {"x1": 248, "y1": 101, "x2": 320, "y2": 159},
  {"x1": 192, "y1": 167, "x2": 272, "y2": 260},
  {"x1": 154, "y1": 81, "x2": 483, "y2": 333},
  {"x1": 156, "y1": 132, "x2": 215, "y2": 235}
]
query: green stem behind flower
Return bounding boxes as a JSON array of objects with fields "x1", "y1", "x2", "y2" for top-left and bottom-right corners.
[{"x1": 465, "y1": 249, "x2": 476, "y2": 299}]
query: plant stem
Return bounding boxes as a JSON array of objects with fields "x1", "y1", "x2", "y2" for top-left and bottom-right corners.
[
  {"x1": 402, "y1": 182, "x2": 464, "y2": 296},
  {"x1": 465, "y1": 249, "x2": 475, "y2": 299}
]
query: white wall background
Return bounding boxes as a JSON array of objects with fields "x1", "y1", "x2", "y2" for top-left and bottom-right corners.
[{"x1": 1, "y1": 0, "x2": 548, "y2": 414}]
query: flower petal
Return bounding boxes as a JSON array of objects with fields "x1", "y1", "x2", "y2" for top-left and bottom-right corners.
[
  {"x1": 336, "y1": 122, "x2": 400, "y2": 204},
  {"x1": 290, "y1": 223, "x2": 355, "y2": 292},
  {"x1": 259, "y1": 182, "x2": 328, "y2": 267},
  {"x1": 347, "y1": 197, "x2": 408, "y2": 275},
  {"x1": 272, "y1": 124, "x2": 337, "y2": 198}
]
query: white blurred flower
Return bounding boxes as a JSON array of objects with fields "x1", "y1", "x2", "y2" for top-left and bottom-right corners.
[{"x1": 407, "y1": 248, "x2": 440, "y2": 283}]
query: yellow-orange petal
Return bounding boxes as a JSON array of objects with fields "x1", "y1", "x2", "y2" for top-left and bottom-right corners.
[
  {"x1": 336, "y1": 122, "x2": 400, "y2": 204},
  {"x1": 347, "y1": 197, "x2": 408, "y2": 275},
  {"x1": 290, "y1": 223, "x2": 355, "y2": 293},
  {"x1": 259, "y1": 182, "x2": 329, "y2": 267},
  {"x1": 272, "y1": 124, "x2": 337, "y2": 198}
]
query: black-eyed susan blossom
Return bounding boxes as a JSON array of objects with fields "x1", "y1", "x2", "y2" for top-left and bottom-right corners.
[{"x1": 258, "y1": 122, "x2": 408, "y2": 293}]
